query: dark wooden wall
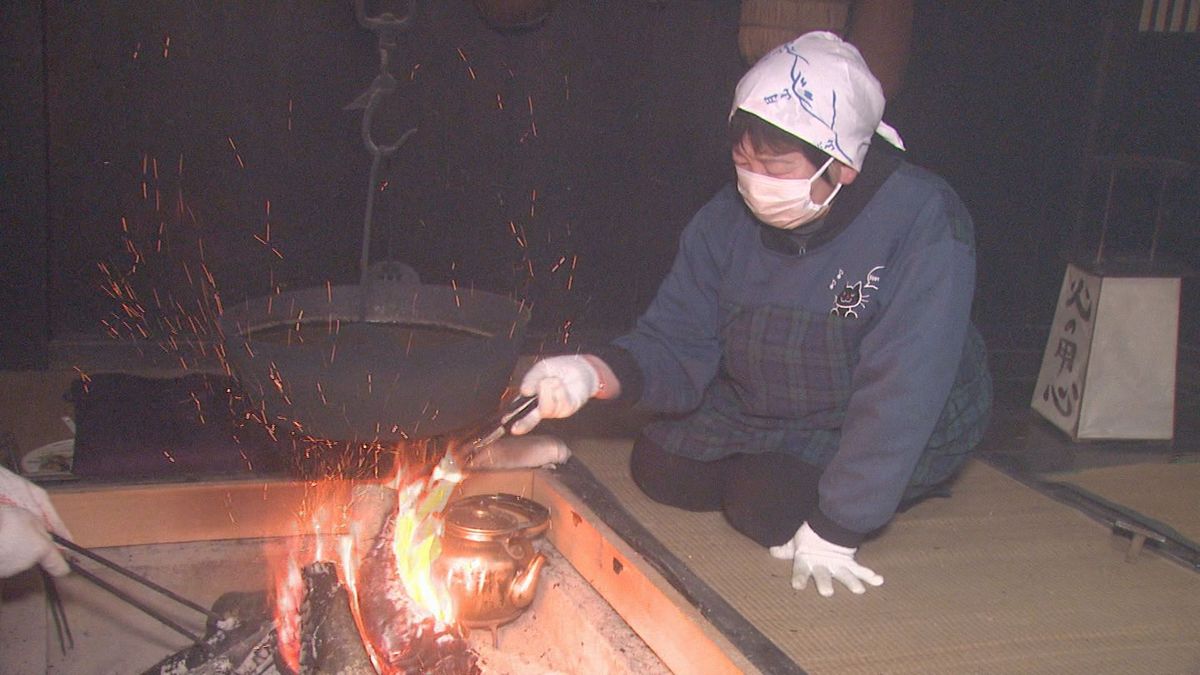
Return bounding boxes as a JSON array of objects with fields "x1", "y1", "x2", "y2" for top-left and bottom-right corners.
[
  {"x1": 1, "y1": 1, "x2": 50, "y2": 368},
  {"x1": 2, "y1": 0, "x2": 1196, "y2": 366}
]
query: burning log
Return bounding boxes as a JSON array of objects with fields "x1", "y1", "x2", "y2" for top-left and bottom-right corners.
[
  {"x1": 145, "y1": 559, "x2": 477, "y2": 674},
  {"x1": 148, "y1": 455, "x2": 480, "y2": 674},
  {"x1": 355, "y1": 508, "x2": 480, "y2": 675},
  {"x1": 298, "y1": 562, "x2": 374, "y2": 674}
]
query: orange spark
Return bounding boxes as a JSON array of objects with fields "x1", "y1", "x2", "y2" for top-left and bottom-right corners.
[
  {"x1": 72, "y1": 367, "x2": 92, "y2": 392},
  {"x1": 227, "y1": 137, "x2": 245, "y2": 169},
  {"x1": 455, "y1": 47, "x2": 476, "y2": 80}
]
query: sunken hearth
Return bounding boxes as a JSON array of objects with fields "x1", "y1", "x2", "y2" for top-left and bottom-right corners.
[{"x1": 1, "y1": 538, "x2": 668, "y2": 675}]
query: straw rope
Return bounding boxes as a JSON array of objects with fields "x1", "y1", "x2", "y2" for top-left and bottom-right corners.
[{"x1": 738, "y1": 0, "x2": 852, "y2": 64}]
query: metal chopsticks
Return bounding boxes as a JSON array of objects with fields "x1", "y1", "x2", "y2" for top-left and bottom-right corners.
[
  {"x1": 52, "y1": 533, "x2": 219, "y2": 621},
  {"x1": 63, "y1": 560, "x2": 201, "y2": 642},
  {"x1": 41, "y1": 568, "x2": 74, "y2": 654},
  {"x1": 51, "y1": 533, "x2": 218, "y2": 643},
  {"x1": 459, "y1": 394, "x2": 539, "y2": 467}
]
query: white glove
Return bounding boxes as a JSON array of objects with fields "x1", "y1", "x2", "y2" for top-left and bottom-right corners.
[
  {"x1": 511, "y1": 355, "x2": 602, "y2": 435},
  {"x1": 0, "y1": 466, "x2": 72, "y2": 577},
  {"x1": 770, "y1": 522, "x2": 883, "y2": 597}
]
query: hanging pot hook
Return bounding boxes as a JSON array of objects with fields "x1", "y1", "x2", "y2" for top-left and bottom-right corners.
[{"x1": 354, "y1": 0, "x2": 416, "y2": 49}]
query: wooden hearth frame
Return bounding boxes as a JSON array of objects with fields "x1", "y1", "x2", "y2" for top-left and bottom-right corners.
[{"x1": 48, "y1": 467, "x2": 760, "y2": 675}]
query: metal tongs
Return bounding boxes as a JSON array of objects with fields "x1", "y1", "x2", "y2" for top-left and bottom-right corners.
[
  {"x1": 454, "y1": 394, "x2": 539, "y2": 469},
  {"x1": 46, "y1": 533, "x2": 220, "y2": 647}
]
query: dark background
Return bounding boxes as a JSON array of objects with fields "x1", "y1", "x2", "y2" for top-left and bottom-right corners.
[{"x1": 3, "y1": 0, "x2": 1198, "y2": 368}]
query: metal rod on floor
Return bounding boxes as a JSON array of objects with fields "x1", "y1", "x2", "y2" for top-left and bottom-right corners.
[
  {"x1": 65, "y1": 559, "x2": 201, "y2": 643},
  {"x1": 52, "y1": 534, "x2": 220, "y2": 621}
]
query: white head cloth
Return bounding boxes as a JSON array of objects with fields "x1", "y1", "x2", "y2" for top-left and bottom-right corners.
[{"x1": 732, "y1": 31, "x2": 905, "y2": 172}]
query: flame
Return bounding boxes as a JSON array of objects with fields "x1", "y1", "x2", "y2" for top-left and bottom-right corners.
[
  {"x1": 272, "y1": 552, "x2": 303, "y2": 674},
  {"x1": 338, "y1": 531, "x2": 389, "y2": 674},
  {"x1": 268, "y1": 480, "x2": 355, "y2": 670},
  {"x1": 269, "y1": 448, "x2": 466, "y2": 672},
  {"x1": 388, "y1": 469, "x2": 460, "y2": 626}
]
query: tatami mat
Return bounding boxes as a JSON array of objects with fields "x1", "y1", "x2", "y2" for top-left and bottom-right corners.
[
  {"x1": 1051, "y1": 462, "x2": 1200, "y2": 545},
  {"x1": 568, "y1": 438, "x2": 1200, "y2": 674}
]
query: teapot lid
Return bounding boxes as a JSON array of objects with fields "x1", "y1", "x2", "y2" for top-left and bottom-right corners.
[{"x1": 444, "y1": 493, "x2": 549, "y2": 542}]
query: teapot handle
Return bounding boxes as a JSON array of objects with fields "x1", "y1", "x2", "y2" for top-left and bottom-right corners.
[{"x1": 490, "y1": 493, "x2": 550, "y2": 539}]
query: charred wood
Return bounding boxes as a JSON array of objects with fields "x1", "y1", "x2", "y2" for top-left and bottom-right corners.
[
  {"x1": 298, "y1": 562, "x2": 374, "y2": 674},
  {"x1": 356, "y1": 510, "x2": 480, "y2": 675},
  {"x1": 143, "y1": 591, "x2": 280, "y2": 674}
]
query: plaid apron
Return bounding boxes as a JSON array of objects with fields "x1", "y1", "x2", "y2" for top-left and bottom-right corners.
[{"x1": 642, "y1": 301, "x2": 992, "y2": 499}]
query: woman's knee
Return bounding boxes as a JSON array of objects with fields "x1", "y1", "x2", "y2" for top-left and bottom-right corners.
[
  {"x1": 721, "y1": 453, "x2": 822, "y2": 547},
  {"x1": 629, "y1": 434, "x2": 729, "y2": 512}
]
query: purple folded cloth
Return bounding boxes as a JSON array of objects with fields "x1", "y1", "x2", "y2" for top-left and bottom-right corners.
[{"x1": 70, "y1": 373, "x2": 287, "y2": 480}]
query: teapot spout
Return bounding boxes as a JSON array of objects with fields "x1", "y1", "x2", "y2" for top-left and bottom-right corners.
[{"x1": 508, "y1": 551, "x2": 547, "y2": 609}]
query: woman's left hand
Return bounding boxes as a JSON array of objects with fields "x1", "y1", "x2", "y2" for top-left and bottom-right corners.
[{"x1": 770, "y1": 522, "x2": 883, "y2": 597}]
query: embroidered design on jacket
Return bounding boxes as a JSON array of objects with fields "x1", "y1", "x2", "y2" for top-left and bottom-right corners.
[{"x1": 830, "y1": 266, "x2": 885, "y2": 318}]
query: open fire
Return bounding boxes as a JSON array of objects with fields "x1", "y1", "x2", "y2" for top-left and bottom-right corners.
[{"x1": 151, "y1": 447, "x2": 491, "y2": 674}]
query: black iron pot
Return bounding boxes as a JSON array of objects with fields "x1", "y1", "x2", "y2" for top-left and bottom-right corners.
[
  {"x1": 471, "y1": 0, "x2": 559, "y2": 31},
  {"x1": 219, "y1": 265, "x2": 529, "y2": 443}
]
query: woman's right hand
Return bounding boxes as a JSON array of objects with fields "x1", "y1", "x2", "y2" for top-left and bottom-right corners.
[
  {"x1": 0, "y1": 466, "x2": 71, "y2": 577},
  {"x1": 511, "y1": 355, "x2": 605, "y2": 435}
]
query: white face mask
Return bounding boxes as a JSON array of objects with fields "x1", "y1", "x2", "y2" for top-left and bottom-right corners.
[{"x1": 736, "y1": 157, "x2": 843, "y2": 230}]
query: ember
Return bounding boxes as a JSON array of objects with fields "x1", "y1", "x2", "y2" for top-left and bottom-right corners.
[
  {"x1": 146, "y1": 560, "x2": 477, "y2": 675},
  {"x1": 354, "y1": 510, "x2": 478, "y2": 674},
  {"x1": 146, "y1": 447, "x2": 482, "y2": 674}
]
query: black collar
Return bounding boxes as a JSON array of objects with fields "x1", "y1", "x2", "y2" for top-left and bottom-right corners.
[{"x1": 759, "y1": 142, "x2": 904, "y2": 256}]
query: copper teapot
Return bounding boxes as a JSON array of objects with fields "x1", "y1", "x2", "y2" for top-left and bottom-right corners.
[{"x1": 436, "y1": 493, "x2": 550, "y2": 632}]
